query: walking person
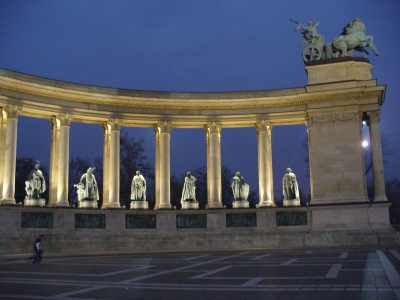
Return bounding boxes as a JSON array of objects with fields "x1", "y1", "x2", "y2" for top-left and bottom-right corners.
[{"x1": 33, "y1": 235, "x2": 44, "y2": 264}]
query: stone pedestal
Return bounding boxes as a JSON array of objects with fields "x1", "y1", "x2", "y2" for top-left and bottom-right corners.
[
  {"x1": 283, "y1": 199, "x2": 300, "y2": 207},
  {"x1": 305, "y1": 57, "x2": 372, "y2": 85},
  {"x1": 24, "y1": 198, "x2": 46, "y2": 207},
  {"x1": 130, "y1": 201, "x2": 149, "y2": 210},
  {"x1": 233, "y1": 200, "x2": 249, "y2": 208},
  {"x1": 79, "y1": 200, "x2": 97, "y2": 209},
  {"x1": 181, "y1": 201, "x2": 199, "y2": 210}
]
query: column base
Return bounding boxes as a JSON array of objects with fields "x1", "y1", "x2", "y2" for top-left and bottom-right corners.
[
  {"x1": 207, "y1": 202, "x2": 223, "y2": 209},
  {"x1": 131, "y1": 201, "x2": 149, "y2": 210},
  {"x1": 56, "y1": 201, "x2": 71, "y2": 208},
  {"x1": 1, "y1": 199, "x2": 19, "y2": 206},
  {"x1": 374, "y1": 195, "x2": 388, "y2": 202},
  {"x1": 181, "y1": 201, "x2": 199, "y2": 210},
  {"x1": 106, "y1": 203, "x2": 122, "y2": 209},
  {"x1": 233, "y1": 200, "x2": 249, "y2": 208},
  {"x1": 155, "y1": 203, "x2": 172, "y2": 210},
  {"x1": 24, "y1": 198, "x2": 46, "y2": 207},
  {"x1": 283, "y1": 199, "x2": 300, "y2": 207},
  {"x1": 257, "y1": 201, "x2": 276, "y2": 208}
]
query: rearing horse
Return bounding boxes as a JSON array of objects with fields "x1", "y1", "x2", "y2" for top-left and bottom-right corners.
[{"x1": 325, "y1": 18, "x2": 378, "y2": 58}]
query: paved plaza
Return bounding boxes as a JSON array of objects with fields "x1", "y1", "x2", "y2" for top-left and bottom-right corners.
[{"x1": 0, "y1": 248, "x2": 400, "y2": 299}]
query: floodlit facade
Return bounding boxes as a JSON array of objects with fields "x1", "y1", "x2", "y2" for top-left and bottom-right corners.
[{"x1": 0, "y1": 58, "x2": 397, "y2": 255}]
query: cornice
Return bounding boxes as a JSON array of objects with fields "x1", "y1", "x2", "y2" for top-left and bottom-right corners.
[{"x1": 0, "y1": 68, "x2": 386, "y2": 116}]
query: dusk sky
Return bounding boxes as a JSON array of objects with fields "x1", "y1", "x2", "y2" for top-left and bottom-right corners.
[{"x1": 0, "y1": 1, "x2": 399, "y2": 199}]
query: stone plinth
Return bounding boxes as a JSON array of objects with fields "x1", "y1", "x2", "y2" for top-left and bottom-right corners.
[
  {"x1": 130, "y1": 201, "x2": 149, "y2": 210},
  {"x1": 24, "y1": 198, "x2": 46, "y2": 207},
  {"x1": 79, "y1": 201, "x2": 97, "y2": 209},
  {"x1": 233, "y1": 200, "x2": 249, "y2": 208},
  {"x1": 305, "y1": 57, "x2": 372, "y2": 85},
  {"x1": 181, "y1": 201, "x2": 199, "y2": 210},
  {"x1": 283, "y1": 199, "x2": 300, "y2": 207}
]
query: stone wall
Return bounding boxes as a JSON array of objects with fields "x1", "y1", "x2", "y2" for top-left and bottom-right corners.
[{"x1": 0, "y1": 204, "x2": 398, "y2": 256}]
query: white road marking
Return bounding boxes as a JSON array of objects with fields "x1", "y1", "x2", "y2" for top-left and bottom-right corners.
[
  {"x1": 389, "y1": 249, "x2": 400, "y2": 262},
  {"x1": 191, "y1": 266, "x2": 233, "y2": 279},
  {"x1": 325, "y1": 264, "x2": 342, "y2": 278},
  {"x1": 184, "y1": 254, "x2": 212, "y2": 261},
  {"x1": 242, "y1": 277, "x2": 264, "y2": 286},
  {"x1": 376, "y1": 250, "x2": 400, "y2": 289},
  {"x1": 339, "y1": 252, "x2": 348, "y2": 259},
  {"x1": 250, "y1": 253, "x2": 270, "y2": 260},
  {"x1": 281, "y1": 258, "x2": 297, "y2": 266}
]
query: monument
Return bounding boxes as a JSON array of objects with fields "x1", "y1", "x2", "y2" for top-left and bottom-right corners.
[
  {"x1": 74, "y1": 167, "x2": 99, "y2": 208},
  {"x1": 130, "y1": 170, "x2": 148, "y2": 210},
  {"x1": 231, "y1": 172, "x2": 249, "y2": 208},
  {"x1": 181, "y1": 172, "x2": 199, "y2": 209},
  {"x1": 282, "y1": 168, "x2": 300, "y2": 207},
  {"x1": 24, "y1": 160, "x2": 46, "y2": 207},
  {"x1": 0, "y1": 18, "x2": 396, "y2": 256},
  {"x1": 291, "y1": 18, "x2": 378, "y2": 62}
]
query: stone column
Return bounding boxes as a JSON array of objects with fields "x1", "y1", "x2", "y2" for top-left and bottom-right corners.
[
  {"x1": 0, "y1": 108, "x2": 8, "y2": 200},
  {"x1": 305, "y1": 118, "x2": 314, "y2": 200},
  {"x1": 106, "y1": 118, "x2": 122, "y2": 209},
  {"x1": 205, "y1": 122, "x2": 223, "y2": 208},
  {"x1": 154, "y1": 125, "x2": 161, "y2": 208},
  {"x1": 48, "y1": 116, "x2": 60, "y2": 207},
  {"x1": 56, "y1": 113, "x2": 73, "y2": 207},
  {"x1": 255, "y1": 120, "x2": 274, "y2": 207},
  {"x1": 155, "y1": 121, "x2": 172, "y2": 209},
  {"x1": 1, "y1": 106, "x2": 20, "y2": 205},
  {"x1": 101, "y1": 122, "x2": 111, "y2": 208},
  {"x1": 368, "y1": 111, "x2": 387, "y2": 201}
]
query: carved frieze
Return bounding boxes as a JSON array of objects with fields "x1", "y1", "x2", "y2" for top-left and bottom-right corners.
[
  {"x1": 306, "y1": 61, "x2": 372, "y2": 85},
  {"x1": 309, "y1": 112, "x2": 358, "y2": 125}
]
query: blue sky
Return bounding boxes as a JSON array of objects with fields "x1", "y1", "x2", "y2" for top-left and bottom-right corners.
[{"x1": 0, "y1": 0, "x2": 399, "y2": 197}]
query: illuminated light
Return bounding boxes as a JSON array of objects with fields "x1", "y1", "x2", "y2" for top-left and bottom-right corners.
[
  {"x1": 362, "y1": 120, "x2": 366, "y2": 125},
  {"x1": 362, "y1": 141, "x2": 368, "y2": 147}
]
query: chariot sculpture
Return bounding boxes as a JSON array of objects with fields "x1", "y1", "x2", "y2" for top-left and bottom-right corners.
[{"x1": 290, "y1": 18, "x2": 378, "y2": 62}]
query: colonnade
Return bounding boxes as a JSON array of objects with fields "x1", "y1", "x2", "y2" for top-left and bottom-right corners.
[{"x1": 0, "y1": 105, "x2": 387, "y2": 208}]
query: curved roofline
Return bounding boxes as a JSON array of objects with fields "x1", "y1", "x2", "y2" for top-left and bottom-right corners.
[
  {"x1": 0, "y1": 64, "x2": 385, "y2": 128},
  {"x1": 0, "y1": 67, "x2": 305, "y2": 99}
]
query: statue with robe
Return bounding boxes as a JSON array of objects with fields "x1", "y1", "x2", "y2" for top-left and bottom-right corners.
[
  {"x1": 231, "y1": 172, "x2": 249, "y2": 201},
  {"x1": 131, "y1": 170, "x2": 147, "y2": 201},
  {"x1": 181, "y1": 172, "x2": 196, "y2": 202},
  {"x1": 25, "y1": 160, "x2": 46, "y2": 199},
  {"x1": 282, "y1": 168, "x2": 300, "y2": 201}
]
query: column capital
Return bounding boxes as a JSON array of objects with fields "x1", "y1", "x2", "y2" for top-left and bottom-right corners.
[
  {"x1": 367, "y1": 110, "x2": 381, "y2": 122},
  {"x1": 255, "y1": 120, "x2": 272, "y2": 134},
  {"x1": 107, "y1": 118, "x2": 123, "y2": 131},
  {"x1": 57, "y1": 113, "x2": 73, "y2": 126},
  {"x1": 102, "y1": 121, "x2": 109, "y2": 132},
  {"x1": 4, "y1": 105, "x2": 21, "y2": 119},
  {"x1": 157, "y1": 121, "x2": 172, "y2": 133},
  {"x1": 204, "y1": 122, "x2": 221, "y2": 134}
]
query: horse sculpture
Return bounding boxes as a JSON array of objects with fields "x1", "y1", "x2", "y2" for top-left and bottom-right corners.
[{"x1": 325, "y1": 18, "x2": 378, "y2": 58}]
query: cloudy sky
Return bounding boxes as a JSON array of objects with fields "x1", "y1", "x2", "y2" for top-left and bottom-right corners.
[{"x1": 0, "y1": 0, "x2": 399, "y2": 198}]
